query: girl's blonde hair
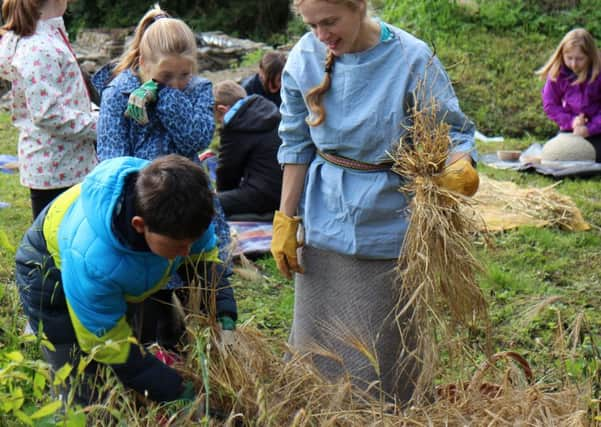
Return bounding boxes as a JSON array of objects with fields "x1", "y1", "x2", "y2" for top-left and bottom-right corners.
[
  {"x1": 536, "y1": 28, "x2": 601, "y2": 84},
  {"x1": 293, "y1": 0, "x2": 366, "y2": 126},
  {"x1": 114, "y1": 4, "x2": 197, "y2": 77},
  {"x1": 0, "y1": 0, "x2": 44, "y2": 37}
]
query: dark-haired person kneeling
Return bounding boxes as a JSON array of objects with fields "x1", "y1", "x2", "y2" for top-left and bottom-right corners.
[{"x1": 15, "y1": 154, "x2": 237, "y2": 404}]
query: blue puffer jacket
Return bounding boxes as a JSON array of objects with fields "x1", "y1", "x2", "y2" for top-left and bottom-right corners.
[{"x1": 15, "y1": 156, "x2": 236, "y2": 402}]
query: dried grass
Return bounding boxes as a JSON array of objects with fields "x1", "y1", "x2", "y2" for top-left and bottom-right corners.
[
  {"x1": 18, "y1": 223, "x2": 592, "y2": 425},
  {"x1": 75, "y1": 270, "x2": 593, "y2": 425},
  {"x1": 166, "y1": 320, "x2": 591, "y2": 426},
  {"x1": 469, "y1": 177, "x2": 590, "y2": 232},
  {"x1": 390, "y1": 95, "x2": 489, "y2": 402}
]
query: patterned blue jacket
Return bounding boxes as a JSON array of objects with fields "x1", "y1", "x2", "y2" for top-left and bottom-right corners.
[
  {"x1": 97, "y1": 68, "x2": 215, "y2": 161},
  {"x1": 96, "y1": 68, "x2": 232, "y2": 269}
]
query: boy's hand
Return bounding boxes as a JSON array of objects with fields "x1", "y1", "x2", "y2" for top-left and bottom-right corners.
[
  {"x1": 125, "y1": 80, "x2": 159, "y2": 125},
  {"x1": 218, "y1": 315, "x2": 235, "y2": 331},
  {"x1": 217, "y1": 315, "x2": 236, "y2": 348},
  {"x1": 178, "y1": 380, "x2": 196, "y2": 402}
]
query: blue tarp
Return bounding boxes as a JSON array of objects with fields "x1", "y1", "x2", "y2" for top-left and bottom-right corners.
[
  {"x1": 480, "y1": 153, "x2": 601, "y2": 178},
  {"x1": 0, "y1": 154, "x2": 18, "y2": 174}
]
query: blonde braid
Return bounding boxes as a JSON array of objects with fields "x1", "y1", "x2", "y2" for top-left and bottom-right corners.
[{"x1": 306, "y1": 50, "x2": 336, "y2": 127}]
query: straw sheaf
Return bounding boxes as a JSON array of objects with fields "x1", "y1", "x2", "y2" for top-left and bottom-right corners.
[
  {"x1": 390, "y1": 94, "x2": 490, "y2": 402},
  {"x1": 467, "y1": 177, "x2": 590, "y2": 232}
]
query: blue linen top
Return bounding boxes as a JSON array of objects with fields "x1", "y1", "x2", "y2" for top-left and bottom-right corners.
[{"x1": 278, "y1": 22, "x2": 476, "y2": 259}]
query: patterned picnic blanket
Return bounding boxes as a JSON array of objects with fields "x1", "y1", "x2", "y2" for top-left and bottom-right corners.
[{"x1": 229, "y1": 221, "x2": 273, "y2": 257}]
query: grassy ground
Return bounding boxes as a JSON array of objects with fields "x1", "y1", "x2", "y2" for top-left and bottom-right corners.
[
  {"x1": 1, "y1": 117, "x2": 600, "y2": 423},
  {"x1": 2, "y1": 0, "x2": 601, "y2": 420},
  {"x1": 373, "y1": 0, "x2": 601, "y2": 139},
  {"x1": 0, "y1": 114, "x2": 29, "y2": 282}
]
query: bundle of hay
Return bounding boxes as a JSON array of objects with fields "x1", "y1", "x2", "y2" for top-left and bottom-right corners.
[
  {"x1": 390, "y1": 99, "x2": 489, "y2": 402},
  {"x1": 469, "y1": 176, "x2": 590, "y2": 232}
]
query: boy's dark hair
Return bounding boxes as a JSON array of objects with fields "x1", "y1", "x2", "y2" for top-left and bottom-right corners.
[{"x1": 135, "y1": 154, "x2": 214, "y2": 239}]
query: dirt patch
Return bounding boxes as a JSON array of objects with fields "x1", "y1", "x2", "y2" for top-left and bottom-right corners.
[{"x1": 201, "y1": 65, "x2": 258, "y2": 85}]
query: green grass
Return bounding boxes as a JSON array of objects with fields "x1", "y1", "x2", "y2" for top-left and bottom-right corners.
[
  {"x1": 2, "y1": 0, "x2": 601, "y2": 419},
  {"x1": 377, "y1": 0, "x2": 601, "y2": 139},
  {"x1": 0, "y1": 114, "x2": 28, "y2": 282},
  {"x1": 232, "y1": 256, "x2": 294, "y2": 341}
]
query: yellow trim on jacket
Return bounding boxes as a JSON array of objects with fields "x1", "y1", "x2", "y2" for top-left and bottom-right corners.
[
  {"x1": 42, "y1": 184, "x2": 82, "y2": 270},
  {"x1": 67, "y1": 301, "x2": 133, "y2": 364}
]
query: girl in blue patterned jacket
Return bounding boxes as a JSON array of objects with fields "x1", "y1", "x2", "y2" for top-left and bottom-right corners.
[{"x1": 96, "y1": 5, "x2": 232, "y2": 283}]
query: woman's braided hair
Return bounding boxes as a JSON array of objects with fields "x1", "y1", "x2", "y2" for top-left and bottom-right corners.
[{"x1": 306, "y1": 50, "x2": 336, "y2": 126}]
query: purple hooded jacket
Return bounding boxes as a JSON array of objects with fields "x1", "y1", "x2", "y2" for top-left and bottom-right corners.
[{"x1": 542, "y1": 65, "x2": 601, "y2": 136}]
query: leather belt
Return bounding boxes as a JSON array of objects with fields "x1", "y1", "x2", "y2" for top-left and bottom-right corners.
[{"x1": 317, "y1": 150, "x2": 393, "y2": 172}]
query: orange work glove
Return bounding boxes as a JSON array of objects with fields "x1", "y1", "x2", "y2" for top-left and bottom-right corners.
[
  {"x1": 433, "y1": 157, "x2": 480, "y2": 196},
  {"x1": 271, "y1": 210, "x2": 304, "y2": 279}
]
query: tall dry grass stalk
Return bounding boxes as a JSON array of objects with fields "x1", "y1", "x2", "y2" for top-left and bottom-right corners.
[{"x1": 391, "y1": 92, "x2": 489, "y2": 402}]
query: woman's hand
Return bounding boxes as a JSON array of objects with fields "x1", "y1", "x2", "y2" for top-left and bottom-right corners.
[
  {"x1": 433, "y1": 156, "x2": 480, "y2": 197},
  {"x1": 271, "y1": 211, "x2": 304, "y2": 279}
]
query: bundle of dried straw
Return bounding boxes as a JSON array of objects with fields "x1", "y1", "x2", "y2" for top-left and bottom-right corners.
[
  {"x1": 390, "y1": 99, "x2": 489, "y2": 402},
  {"x1": 128, "y1": 268, "x2": 590, "y2": 425}
]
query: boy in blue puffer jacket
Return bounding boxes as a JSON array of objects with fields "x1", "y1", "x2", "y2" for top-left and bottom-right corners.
[{"x1": 15, "y1": 154, "x2": 237, "y2": 404}]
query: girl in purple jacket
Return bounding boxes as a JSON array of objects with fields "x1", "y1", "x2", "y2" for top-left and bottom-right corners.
[{"x1": 537, "y1": 28, "x2": 601, "y2": 161}]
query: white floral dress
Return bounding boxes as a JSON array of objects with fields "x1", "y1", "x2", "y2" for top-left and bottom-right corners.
[{"x1": 0, "y1": 17, "x2": 97, "y2": 189}]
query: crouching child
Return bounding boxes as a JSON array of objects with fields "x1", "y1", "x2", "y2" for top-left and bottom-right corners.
[{"x1": 15, "y1": 154, "x2": 237, "y2": 404}]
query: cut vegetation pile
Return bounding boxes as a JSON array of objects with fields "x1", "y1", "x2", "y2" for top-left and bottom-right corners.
[
  {"x1": 137, "y1": 320, "x2": 590, "y2": 426},
  {"x1": 469, "y1": 177, "x2": 591, "y2": 232}
]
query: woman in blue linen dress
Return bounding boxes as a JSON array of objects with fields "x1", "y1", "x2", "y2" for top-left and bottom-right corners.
[{"x1": 270, "y1": 0, "x2": 479, "y2": 402}]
